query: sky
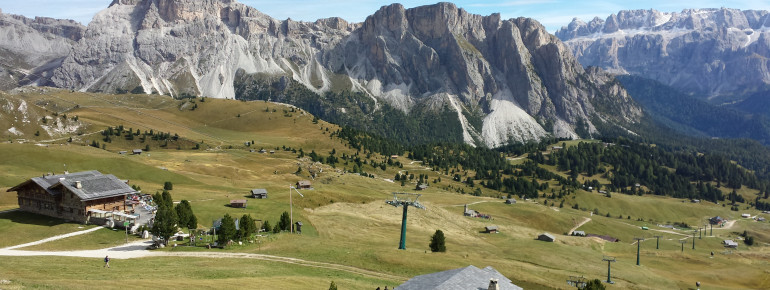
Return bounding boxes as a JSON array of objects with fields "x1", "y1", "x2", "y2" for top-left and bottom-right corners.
[{"x1": 2, "y1": 0, "x2": 770, "y2": 32}]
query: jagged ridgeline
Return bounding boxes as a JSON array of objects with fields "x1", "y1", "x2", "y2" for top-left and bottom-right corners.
[
  {"x1": 556, "y1": 8, "x2": 770, "y2": 103},
  {"x1": 1, "y1": 0, "x2": 642, "y2": 147}
]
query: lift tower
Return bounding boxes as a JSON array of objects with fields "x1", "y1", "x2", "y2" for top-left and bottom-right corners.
[{"x1": 386, "y1": 192, "x2": 426, "y2": 250}]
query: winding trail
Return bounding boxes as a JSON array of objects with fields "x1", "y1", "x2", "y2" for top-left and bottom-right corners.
[
  {"x1": 568, "y1": 217, "x2": 591, "y2": 235},
  {"x1": 450, "y1": 200, "x2": 492, "y2": 207}
]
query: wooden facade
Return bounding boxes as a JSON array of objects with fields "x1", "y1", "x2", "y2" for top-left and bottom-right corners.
[{"x1": 8, "y1": 171, "x2": 135, "y2": 223}]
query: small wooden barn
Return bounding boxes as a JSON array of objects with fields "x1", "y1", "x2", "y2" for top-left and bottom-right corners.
[
  {"x1": 296, "y1": 180, "x2": 312, "y2": 189},
  {"x1": 538, "y1": 233, "x2": 555, "y2": 242},
  {"x1": 230, "y1": 199, "x2": 247, "y2": 208},
  {"x1": 485, "y1": 225, "x2": 499, "y2": 233},
  {"x1": 251, "y1": 189, "x2": 268, "y2": 199}
]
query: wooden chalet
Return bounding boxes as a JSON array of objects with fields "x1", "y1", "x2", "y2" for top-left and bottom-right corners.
[
  {"x1": 251, "y1": 189, "x2": 268, "y2": 199},
  {"x1": 6, "y1": 170, "x2": 136, "y2": 223},
  {"x1": 296, "y1": 180, "x2": 312, "y2": 189},
  {"x1": 132, "y1": 149, "x2": 143, "y2": 155}
]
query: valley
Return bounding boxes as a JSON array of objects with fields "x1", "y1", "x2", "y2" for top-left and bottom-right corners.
[{"x1": 1, "y1": 89, "x2": 769, "y2": 289}]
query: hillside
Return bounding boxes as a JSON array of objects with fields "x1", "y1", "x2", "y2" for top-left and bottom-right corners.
[
  {"x1": 616, "y1": 75, "x2": 770, "y2": 144},
  {"x1": 0, "y1": 91, "x2": 769, "y2": 289}
]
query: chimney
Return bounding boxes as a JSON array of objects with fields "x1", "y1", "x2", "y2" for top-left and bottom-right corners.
[
  {"x1": 488, "y1": 279, "x2": 499, "y2": 290},
  {"x1": 75, "y1": 181, "x2": 82, "y2": 189}
]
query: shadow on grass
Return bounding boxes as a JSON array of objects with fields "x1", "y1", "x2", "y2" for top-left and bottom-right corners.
[
  {"x1": 0, "y1": 210, "x2": 72, "y2": 227},
  {"x1": 108, "y1": 242, "x2": 153, "y2": 252}
]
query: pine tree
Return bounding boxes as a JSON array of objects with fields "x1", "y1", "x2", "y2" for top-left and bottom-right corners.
[
  {"x1": 262, "y1": 220, "x2": 272, "y2": 233},
  {"x1": 429, "y1": 229, "x2": 446, "y2": 252},
  {"x1": 174, "y1": 200, "x2": 197, "y2": 229},
  {"x1": 217, "y1": 214, "x2": 236, "y2": 244},
  {"x1": 238, "y1": 214, "x2": 256, "y2": 240},
  {"x1": 151, "y1": 206, "x2": 178, "y2": 245},
  {"x1": 328, "y1": 281, "x2": 337, "y2": 290},
  {"x1": 584, "y1": 279, "x2": 606, "y2": 290},
  {"x1": 277, "y1": 211, "x2": 291, "y2": 232}
]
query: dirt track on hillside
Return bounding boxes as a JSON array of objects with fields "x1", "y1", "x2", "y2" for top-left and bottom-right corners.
[{"x1": 0, "y1": 238, "x2": 406, "y2": 282}]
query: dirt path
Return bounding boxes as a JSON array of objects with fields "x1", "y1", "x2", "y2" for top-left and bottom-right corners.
[
  {"x1": 450, "y1": 200, "x2": 492, "y2": 207},
  {"x1": 1, "y1": 226, "x2": 104, "y2": 250},
  {"x1": 568, "y1": 218, "x2": 591, "y2": 235},
  {"x1": 0, "y1": 239, "x2": 406, "y2": 282}
]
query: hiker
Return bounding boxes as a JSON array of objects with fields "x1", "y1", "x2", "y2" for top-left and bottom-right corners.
[{"x1": 104, "y1": 256, "x2": 110, "y2": 268}]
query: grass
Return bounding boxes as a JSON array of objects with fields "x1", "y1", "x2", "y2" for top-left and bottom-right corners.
[
  {"x1": 0, "y1": 256, "x2": 398, "y2": 289},
  {"x1": 0, "y1": 211, "x2": 96, "y2": 248},
  {"x1": 1, "y1": 91, "x2": 769, "y2": 288},
  {"x1": 21, "y1": 227, "x2": 142, "y2": 251}
]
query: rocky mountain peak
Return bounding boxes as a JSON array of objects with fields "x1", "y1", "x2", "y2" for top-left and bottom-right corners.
[
  {"x1": 6, "y1": 1, "x2": 641, "y2": 147},
  {"x1": 0, "y1": 10, "x2": 85, "y2": 89},
  {"x1": 556, "y1": 7, "x2": 770, "y2": 100}
]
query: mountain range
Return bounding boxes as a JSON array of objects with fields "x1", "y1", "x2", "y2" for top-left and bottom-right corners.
[
  {"x1": 0, "y1": 0, "x2": 641, "y2": 147},
  {"x1": 556, "y1": 8, "x2": 770, "y2": 103}
]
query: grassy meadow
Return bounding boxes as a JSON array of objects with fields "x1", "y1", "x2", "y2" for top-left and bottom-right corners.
[{"x1": 0, "y1": 88, "x2": 768, "y2": 289}]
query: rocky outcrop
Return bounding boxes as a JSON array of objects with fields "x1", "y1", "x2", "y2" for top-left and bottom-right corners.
[
  {"x1": 0, "y1": 10, "x2": 84, "y2": 89},
  {"x1": 9, "y1": 1, "x2": 641, "y2": 147},
  {"x1": 556, "y1": 8, "x2": 770, "y2": 100}
]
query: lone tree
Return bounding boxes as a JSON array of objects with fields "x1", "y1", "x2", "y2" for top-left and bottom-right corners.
[
  {"x1": 429, "y1": 229, "x2": 446, "y2": 252},
  {"x1": 163, "y1": 181, "x2": 173, "y2": 190},
  {"x1": 217, "y1": 213, "x2": 237, "y2": 245},
  {"x1": 328, "y1": 281, "x2": 337, "y2": 290}
]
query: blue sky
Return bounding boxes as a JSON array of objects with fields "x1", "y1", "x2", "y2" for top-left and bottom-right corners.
[{"x1": 2, "y1": 0, "x2": 770, "y2": 32}]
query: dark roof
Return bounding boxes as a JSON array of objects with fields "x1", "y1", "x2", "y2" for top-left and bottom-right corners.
[
  {"x1": 251, "y1": 189, "x2": 268, "y2": 195},
  {"x1": 50, "y1": 173, "x2": 136, "y2": 201},
  {"x1": 539, "y1": 233, "x2": 556, "y2": 240},
  {"x1": 8, "y1": 171, "x2": 134, "y2": 201},
  {"x1": 397, "y1": 265, "x2": 522, "y2": 290}
]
